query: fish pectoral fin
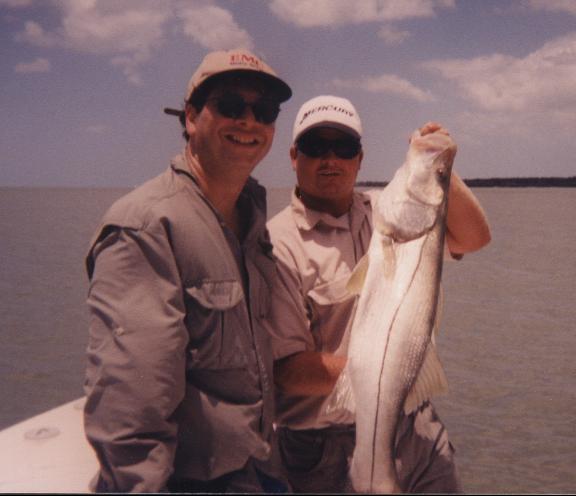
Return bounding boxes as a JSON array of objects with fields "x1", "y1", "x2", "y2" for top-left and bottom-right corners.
[
  {"x1": 403, "y1": 343, "x2": 449, "y2": 415},
  {"x1": 347, "y1": 253, "x2": 370, "y2": 295},
  {"x1": 323, "y1": 365, "x2": 356, "y2": 416}
]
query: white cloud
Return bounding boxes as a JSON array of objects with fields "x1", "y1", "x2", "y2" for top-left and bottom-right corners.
[
  {"x1": 269, "y1": 0, "x2": 455, "y2": 28},
  {"x1": 12, "y1": 0, "x2": 254, "y2": 84},
  {"x1": 176, "y1": 3, "x2": 254, "y2": 51},
  {"x1": 528, "y1": 0, "x2": 576, "y2": 16},
  {"x1": 14, "y1": 0, "x2": 173, "y2": 84},
  {"x1": 0, "y1": 0, "x2": 34, "y2": 7},
  {"x1": 423, "y1": 32, "x2": 576, "y2": 146},
  {"x1": 16, "y1": 20, "x2": 58, "y2": 47},
  {"x1": 333, "y1": 73, "x2": 435, "y2": 102},
  {"x1": 424, "y1": 32, "x2": 576, "y2": 114},
  {"x1": 378, "y1": 25, "x2": 411, "y2": 45},
  {"x1": 14, "y1": 56, "x2": 51, "y2": 73}
]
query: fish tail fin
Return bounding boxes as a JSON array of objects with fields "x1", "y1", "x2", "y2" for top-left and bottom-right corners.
[{"x1": 403, "y1": 343, "x2": 449, "y2": 415}]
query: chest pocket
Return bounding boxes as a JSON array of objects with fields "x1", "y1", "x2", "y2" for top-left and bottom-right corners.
[
  {"x1": 306, "y1": 275, "x2": 357, "y2": 353},
  {"x1": 184, "y1": 279, "x2": 248, "y2": 370}
]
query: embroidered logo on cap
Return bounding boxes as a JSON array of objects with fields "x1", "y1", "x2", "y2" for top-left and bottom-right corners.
[
  {"x1": 229, "y1": 53, "x2": 264, "y2": 70},
  {"x1": 299, "y1": 104, "x2": 355, "y2": 126}
]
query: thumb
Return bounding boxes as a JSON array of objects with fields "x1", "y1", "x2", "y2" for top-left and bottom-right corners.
[{"x1": 408, "y1": 128, "x2": 421, "y2": 144}]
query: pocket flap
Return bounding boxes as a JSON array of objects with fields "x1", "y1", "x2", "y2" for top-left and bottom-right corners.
[{"x1": 185, "y1": 279, "x2": 244, "y2": 310}]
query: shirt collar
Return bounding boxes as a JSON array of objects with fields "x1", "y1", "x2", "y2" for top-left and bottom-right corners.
[
  {"x1": 290, "y1": 188, "x2": 372, "y2": 233},
  {"x1": 170, "y1": 149, "x2": 268, "y2": 243}
]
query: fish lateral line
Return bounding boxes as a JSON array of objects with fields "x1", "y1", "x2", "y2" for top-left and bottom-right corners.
[{"x1": 366, "y1": 234, "x2": 428, "y2": 489}]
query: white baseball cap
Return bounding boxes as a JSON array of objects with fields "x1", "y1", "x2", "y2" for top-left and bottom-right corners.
[
  {"x1": 185, "y1": 48, "x2": 292, "y2": 103},
  {"x1": 292, "y1": 95, "x2": 362, "y2": 142}
]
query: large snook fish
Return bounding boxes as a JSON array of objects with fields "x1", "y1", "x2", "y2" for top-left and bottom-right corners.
[{"x1": 345, "y1": 127, "x2": 457, "y2": 493}]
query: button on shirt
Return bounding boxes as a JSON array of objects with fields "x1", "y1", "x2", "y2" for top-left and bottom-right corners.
[{"x1": 84, "y1": 153, "x2": 277, "y2": 491}]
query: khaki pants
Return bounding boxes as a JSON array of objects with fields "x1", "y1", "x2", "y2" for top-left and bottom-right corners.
[{"x1": 278, "y1": 401, "x2": 462, "y2": 493}]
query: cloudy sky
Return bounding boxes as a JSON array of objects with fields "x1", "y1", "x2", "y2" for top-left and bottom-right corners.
[{"x1": 1, "y1": 0, "x2": 575, "y2": 187}]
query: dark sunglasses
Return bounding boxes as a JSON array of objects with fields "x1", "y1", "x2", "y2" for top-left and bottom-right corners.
[
  {"x1": 296, "y1": 133, "x2": 362, "y2": 159},
  {"x1": 207, "y1": 93, "x2": 280, "y2": 124}
]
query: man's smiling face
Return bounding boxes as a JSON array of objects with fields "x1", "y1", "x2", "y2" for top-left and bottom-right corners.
[
  {"x1": 186, "y1": 79, "x2": 276, "y2": 180},
  {"x1": 292, "y1": 127, "x2": 363, "y2": 216}
]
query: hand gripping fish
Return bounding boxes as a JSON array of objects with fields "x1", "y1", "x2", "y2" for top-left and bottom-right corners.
[{"x1": 340, "y1": 126, "x2": 456, "y2": 493}]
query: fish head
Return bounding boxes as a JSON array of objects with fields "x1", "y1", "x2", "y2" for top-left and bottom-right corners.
[
  {"x1": 372, "y1": 128, "x2": 456, "y2": 242},
  {"x1": 405, "y1": 129, "x2": 456, "y2": 207}
]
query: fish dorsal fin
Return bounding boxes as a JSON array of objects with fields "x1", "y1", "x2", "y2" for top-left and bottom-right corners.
[
  {"x1": 403, "y1": 343, "x2": 448, "y2": 415},
  {"x1": 347, "y1": 252, "x2": 370, "y2": 295}
]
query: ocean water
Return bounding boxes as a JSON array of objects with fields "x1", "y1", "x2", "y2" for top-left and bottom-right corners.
[{"x1": 1, "y1": 186, "x2": 575, "y2": 494}]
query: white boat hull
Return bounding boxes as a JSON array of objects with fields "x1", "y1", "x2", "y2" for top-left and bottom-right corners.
[{"x1": 0, "y1": 397, "x2": 98, "y2": 493}]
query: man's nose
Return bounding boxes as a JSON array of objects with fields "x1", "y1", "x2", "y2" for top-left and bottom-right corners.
[
  {"x1": 235, "y1": 104, "x2": 258, "y2": 124},
  {"x1": 320, "y1": 149, "x2": 339, "y2": 161}
]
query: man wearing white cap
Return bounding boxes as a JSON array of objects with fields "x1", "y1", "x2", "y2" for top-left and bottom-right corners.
[
  {"x1": 83, "y1": 48, "x2": 291, "y2": 492},
  {"x1": 266, "y1": 95, "x2": 491, "y2": 492}
]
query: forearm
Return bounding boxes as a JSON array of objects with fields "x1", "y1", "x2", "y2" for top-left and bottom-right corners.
[
  {"x1": 274, "y1": 351, "x2": 346, "y2": 396},
  {"x1": 446, "y1": 172, "x2": 491, "y2": 255}
]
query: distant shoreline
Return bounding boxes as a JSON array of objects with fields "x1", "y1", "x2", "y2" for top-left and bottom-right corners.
[
  {"x1": 2, "y1": 177, "x2": 576, "y2": 190},
  {"x1": 356, "y1": 177, "x2": 576, "y2": 188}
]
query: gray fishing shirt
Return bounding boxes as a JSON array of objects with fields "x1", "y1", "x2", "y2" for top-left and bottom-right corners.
[{"x1": 84, "y1": 153, "x2": 277, "y2": 492}]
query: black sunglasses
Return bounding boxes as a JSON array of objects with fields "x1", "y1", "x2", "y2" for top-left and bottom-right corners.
[
  {"x1": 296, "y1": 133, "x2": 361, "y2": 159},
  {"x1": 207, "y1": 93, "x2": 280, "y2": 124}
]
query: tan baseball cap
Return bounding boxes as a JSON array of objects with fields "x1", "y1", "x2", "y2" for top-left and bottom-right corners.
[
  {"x1": 185, "y1": 48, "x2": 292, "y2": 103},
  {"x1": 292, "y1": 95, "x2": 362, "y2": 142}
]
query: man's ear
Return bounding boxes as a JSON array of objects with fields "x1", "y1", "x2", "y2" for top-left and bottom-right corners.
[
  {"x1": 185, "y1": 104, "x2": 197, "y2": 136},
  {"x1": 358, "y1": 149, "x2": 364, "y2": 169},
  {"x1": 290, "y1": 145, "x2": 298, "y2": 171}
]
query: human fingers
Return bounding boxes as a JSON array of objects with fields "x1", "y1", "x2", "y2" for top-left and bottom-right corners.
[
  {"x1": 410, "y1": 125, "x2": 456, "y2": 156},
  {"x1": 419, "y1": 121, "x2": 450, "y2": 137}
]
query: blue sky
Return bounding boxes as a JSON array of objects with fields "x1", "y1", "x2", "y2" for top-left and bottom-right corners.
[{"x1": 1, "y1": 0, "x2": 575, "y2": 187}]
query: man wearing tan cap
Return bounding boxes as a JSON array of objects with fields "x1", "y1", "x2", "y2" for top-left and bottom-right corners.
[
  {"x1": 265, "y1": 95, "x2": 491, "y2": 492},
  {"x1": 83, "y1": 48, "x2": 291, "y2": 492}
]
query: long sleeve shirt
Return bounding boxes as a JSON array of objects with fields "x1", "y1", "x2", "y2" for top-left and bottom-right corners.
[{"x1": 84, "y1": 153, "x2": 277, "y2": 491}]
